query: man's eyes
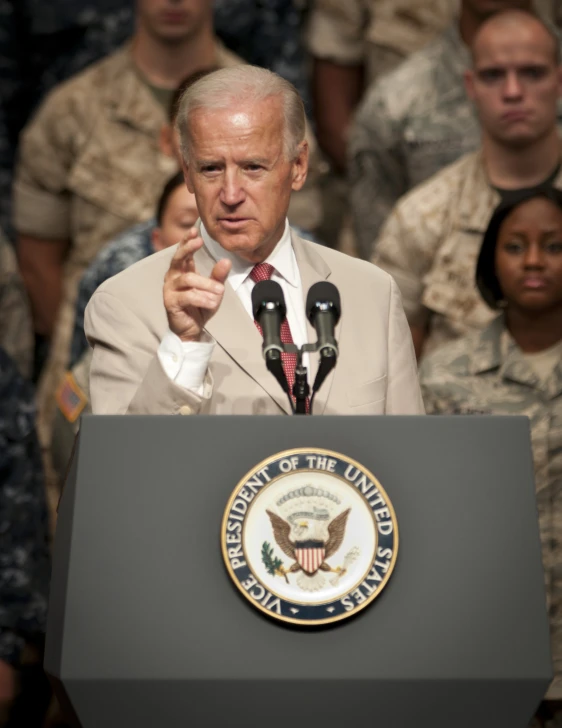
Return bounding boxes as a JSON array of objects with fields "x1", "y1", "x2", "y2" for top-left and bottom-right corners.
[
  {"x1": 478, "y1": 69, "x2": 504, "y2": 83},
  {"x1": 520, "y1": 66, "x2": 548, "y2": 80},
  {"x1": 477, "y1": 66, "x2": 549, "y2": 83}
]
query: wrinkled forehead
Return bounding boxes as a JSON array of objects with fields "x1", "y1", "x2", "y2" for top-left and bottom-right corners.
[
  {"x1": 187, "y1": 100, "x2": 285, "y2": 155},
  {"x1": 473, "y1": 28, "x2": 557, "y2": 68},
  {"x1": 189, "y1": 97, "x2": 284, "y2": 134}
]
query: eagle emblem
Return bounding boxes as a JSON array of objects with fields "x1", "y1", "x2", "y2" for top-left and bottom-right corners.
[{"x1": 262, "y1": 485, "x2": 357, "y2": 591}]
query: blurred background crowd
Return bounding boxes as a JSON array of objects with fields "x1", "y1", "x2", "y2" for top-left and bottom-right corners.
[{"x1": 1, "y1": 0, "x2": 562, "y2": 725}]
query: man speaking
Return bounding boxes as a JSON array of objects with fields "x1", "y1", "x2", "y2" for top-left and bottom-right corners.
[{"x1": 85, "y1": 66, "x2": 423, "y2": 416}]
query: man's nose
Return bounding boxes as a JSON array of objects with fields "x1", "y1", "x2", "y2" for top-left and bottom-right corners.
[
  {"x1": 220, "y1": 171, "x2": 245, "y2": 207},
  {"x1": 503, "y1": 71, "x2": 524, "y2": 99}
]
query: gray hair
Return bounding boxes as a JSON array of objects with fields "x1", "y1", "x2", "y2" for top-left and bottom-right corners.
[{"x1": 175, "y1": 65, "x2": 306, "y2": 163}]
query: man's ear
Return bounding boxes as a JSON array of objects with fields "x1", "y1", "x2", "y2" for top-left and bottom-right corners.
[
  {"x1": 159, "y1": 124, "x2": 174, "y2": 158},
  {"x1": 181, "y1": 158, "x2": 195, "y2": 193},
  {"x1": 151, "y1": 227, "x2": 164, "y2": 252},
  {"x1": 290, "y1": 140, "x2": 309, "y2": 192},
  {"x1": 464, "y1": 69, "x2": 476, "y2": 101}
]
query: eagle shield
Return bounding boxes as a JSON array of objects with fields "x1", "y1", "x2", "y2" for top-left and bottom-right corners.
[{"x1": 295, "y1": 543, "x2": 326, "y2": 575}]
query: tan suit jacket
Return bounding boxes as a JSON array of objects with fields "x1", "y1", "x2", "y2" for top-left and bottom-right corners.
[{"x1": 85, "y1": 230, "x2": 424, "y2": 416}]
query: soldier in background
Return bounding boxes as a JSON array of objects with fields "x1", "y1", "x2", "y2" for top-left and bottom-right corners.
[
  {"x1": 213, "y1": 0, "x2": 311, "y2": 112},
  {"x1": 305, "y1": 0, "x2": 453, "y2": 252},
  {"x1": 0, "y1": 347, "x2": 51, "y2": 725},
  {"x1": 307, "y1": 0, "x2": 453, "y2": 175},
  {"x1": 0, "y1": 229, "x2": 33, "y2": 381},
  {"x1": 373, "y1": 9, "x2": 562, "y2": 360},
  {"x1": 0, "y1": 0, "x2": 312, "y2": 246},
  {"x1": 420, "y1": 190, "x2": 562, "y2": 721},
  {"x1": 51, "y1": 171, "x2": 197, "y2": 478},
  {"x1": 12, "y1": 0, "x2": 244, "y2": 459},
  {"x1": 348, "y1": 0, "x2": 560, "y2": 260}
]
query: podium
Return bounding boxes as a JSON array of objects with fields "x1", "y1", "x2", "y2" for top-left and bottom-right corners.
[{"x1": 46, "y1": 414, "x2": 552, "y2": 728}]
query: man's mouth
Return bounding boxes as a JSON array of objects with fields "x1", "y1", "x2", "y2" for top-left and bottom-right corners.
[{"x1": 219, "y1": 217, "x2": 250, "y2": 228}]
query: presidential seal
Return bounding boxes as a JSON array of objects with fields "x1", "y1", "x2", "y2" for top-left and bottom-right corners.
[{"x1": 221, "y1": 448, "x2": 398, "y2": 626}]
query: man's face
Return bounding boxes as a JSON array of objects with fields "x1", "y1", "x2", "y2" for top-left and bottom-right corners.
[
  {"x1": 465, "y1": 23, "x2": 562, "y2": 147},
  {"x1": 183, "y1": 96, "x2": 308, "y2": 263},
  {"x1": 136, "y1": 0, "x2": 212, "y2": 44}
]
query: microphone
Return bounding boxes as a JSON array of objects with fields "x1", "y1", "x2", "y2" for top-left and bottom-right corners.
[
  {"x1": 306, "y1": 282, "x2": 341, "y2": 360},
  {"x1": 251, "y1": 280, "x2": 286, "y2": 362}
]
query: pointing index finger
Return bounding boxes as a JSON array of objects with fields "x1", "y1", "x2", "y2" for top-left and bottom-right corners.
[{"x1": 170, "y1": 227, "x2": 204, "y2": 273}]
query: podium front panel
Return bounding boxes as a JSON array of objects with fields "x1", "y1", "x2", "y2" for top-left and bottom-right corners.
[{"x1": 46, "y1": 415, "x2": 551, "y2": 728}]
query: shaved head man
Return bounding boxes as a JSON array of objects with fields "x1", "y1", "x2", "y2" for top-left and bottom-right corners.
[
  {"x1": 465, "y1": 9, "x2": 562, "y2": 185},
  {"x1": 374, "y1": 6, "x2": 562, "y2": 363}
]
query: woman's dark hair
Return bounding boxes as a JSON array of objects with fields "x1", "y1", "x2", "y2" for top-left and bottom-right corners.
[
  {"x1": 475, "y1": 187, "x2": 562, "y2": 309},
  {"x1": 156, "y1": 171, "x2": 186, "y2": 225}
]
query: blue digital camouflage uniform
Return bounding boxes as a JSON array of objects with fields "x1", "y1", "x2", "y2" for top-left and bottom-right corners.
[
  {"x1": 0, "y1": 0, "x2": 133, "y2": 241},
  {"x1": 70, "y1": 219, "x2": 155, "y2": 369},
  {"x1": 213, "y1": 0, "x2": 311, "y2": 113},
  {"x1": 0, "y1": 0, "x2": 311, "y2": 241},
  {"x1": 0, "y1": 346, "x2": 51, "y2": 667}
]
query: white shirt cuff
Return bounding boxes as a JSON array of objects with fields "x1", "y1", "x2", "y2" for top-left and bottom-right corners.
[{"x1": 157, "y1": 329, "x2": 215, "y2": 396}]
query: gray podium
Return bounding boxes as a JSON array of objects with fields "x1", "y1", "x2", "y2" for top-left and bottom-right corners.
[{"x1": 46, "y1": 414, "x2": 552, "y2": 728}]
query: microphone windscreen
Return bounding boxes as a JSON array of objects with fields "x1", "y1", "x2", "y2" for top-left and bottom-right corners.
[
  {"x1": 251, "y1": 280, "x2": 287, "y2": 319},
  {"x1": 306, "y1": 281, "x2": 341, "y2": 323}
]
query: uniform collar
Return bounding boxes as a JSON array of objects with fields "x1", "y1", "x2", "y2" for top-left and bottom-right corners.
[
  {"x1": 469, "y1": 315, "x2": 562, "y2": 398},
  {"x1": 109, "y1": 39, "x2": 240, "y2": 136},
  {"x1": 456, "y1": 145, "x2": 562, "y2": 235},
  {"x1": 201, "y1": 219, "x2": 298, "y2": 292}
]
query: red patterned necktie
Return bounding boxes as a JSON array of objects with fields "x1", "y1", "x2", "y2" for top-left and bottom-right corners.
[{"x1": 250, "y1": 262, "x2": 308, "y2": 410}]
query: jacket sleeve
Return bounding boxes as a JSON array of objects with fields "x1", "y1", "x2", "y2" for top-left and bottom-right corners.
[
  {"x1": 384, "y1": 276, "x2": 425, "y2": 414},
  {"x1": 85, "y1": 289, "x2": 212, "y2": 415}
]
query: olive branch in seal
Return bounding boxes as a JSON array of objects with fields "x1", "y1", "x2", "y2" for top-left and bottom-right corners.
[{"x1": 261, "y1": 542, "x2": 288, "y2": 583}]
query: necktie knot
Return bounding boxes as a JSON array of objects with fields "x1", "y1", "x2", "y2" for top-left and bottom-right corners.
[{"x1": 250, "y1": 262, "x2": 275, "y2": 283}]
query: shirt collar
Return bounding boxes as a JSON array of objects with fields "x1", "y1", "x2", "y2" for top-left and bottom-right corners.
[{"x1": 200, "y1": 219, "x2": 298, "y2": 292}]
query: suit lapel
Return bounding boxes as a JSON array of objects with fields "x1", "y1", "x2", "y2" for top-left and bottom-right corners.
[
  {"x1": 196, "y1": 231, "x2": 339, "y2": 415},
  {"x1": 196, "y1": 244, "x2": 292, "y2": 413},
  {"x1": 292, "y1": 234, "x2": 340, "y2": 415}
]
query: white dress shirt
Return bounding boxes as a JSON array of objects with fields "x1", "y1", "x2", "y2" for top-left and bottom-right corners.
[{"x1": 157, "y1": 220, "x2": 308, "y2": 395}]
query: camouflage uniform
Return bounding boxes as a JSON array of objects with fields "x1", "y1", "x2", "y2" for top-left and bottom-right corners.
[
  {"x1": 0, "y1": 228, "x2": 33, "y2": 380},
  {"x1": 306, "y1": 0, "x2": 454, "y2": 86},
  {"x1": 348, "y1": 19, "x2": 562, "y2": 259},
  {"x1": 0, "y1": 346, "x2": 51, "y2": 668},
  {"x1": 70, "y1": 219, "x2": 155, "y2": 370},
  {"x1": 214, "y1": 0, "x2": 311, "y2": 112},
  {"x1": 0, "y1": 0, "x2": 133, "y2": 241},
  {"x1": 0, "y1": 0, "x2": 313, "y2": 242},
  {"x1": 419, "y1": 316, "x2": 562, "y2": 701},
  {"x1": 13, "y1": 40, "x2": 181, "y2": 449},
  {"x1": 373, "y1": 151, "x2": 562, "y2": 357}
]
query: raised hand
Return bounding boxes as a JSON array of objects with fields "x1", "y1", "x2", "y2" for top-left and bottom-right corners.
[{"x1": 163, "y1": 228, "x2": 232, "y2": 342}]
